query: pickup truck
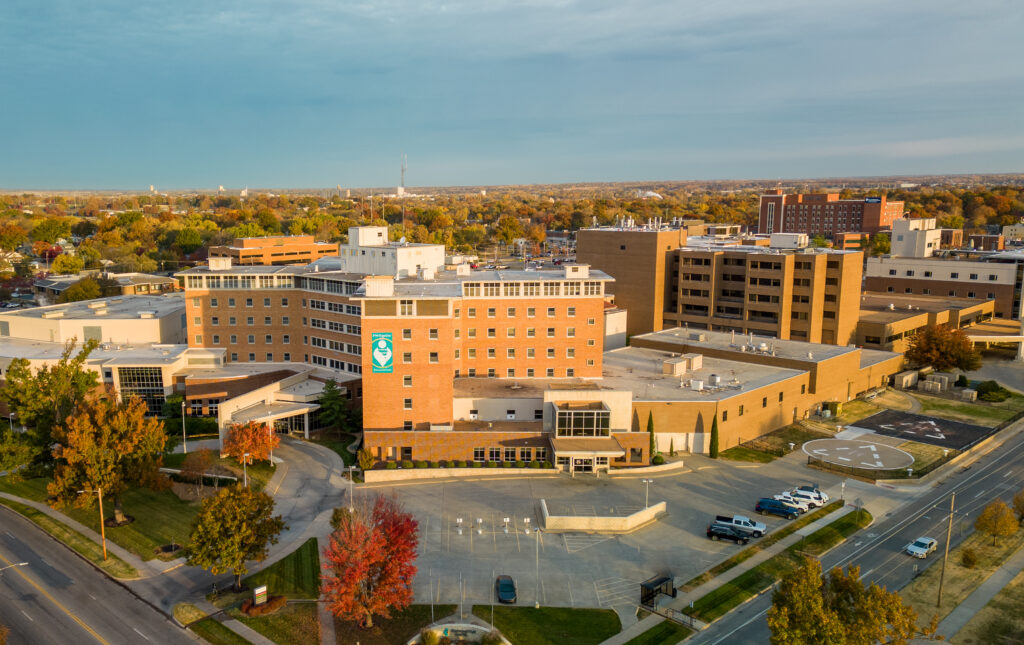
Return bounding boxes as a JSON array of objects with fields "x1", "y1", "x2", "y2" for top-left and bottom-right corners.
[{"x1": 714, "y1": 515, "x2": 766, "y2": 537}]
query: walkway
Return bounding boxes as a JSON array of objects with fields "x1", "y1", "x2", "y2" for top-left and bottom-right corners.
[
  {"x1": 936, "y1": 543, "x2": 1024, "y2": 639},
  {"x1": 599, "y1": 505, "x2": 856, "y2": 645}
]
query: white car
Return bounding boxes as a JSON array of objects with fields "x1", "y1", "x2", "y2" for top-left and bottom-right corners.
[
  {"x1": 773, "y1": 493, "x2": 809, "y2": 513},
  {"x1": 789, "y1": 489, "x2": 825, "y2": 508},
  {"x1": 905, "y1": 537, "x2": 938, "y2": 558},
  {"x1": 796, "y1": 485, "x2": 830, "y2": 504}
]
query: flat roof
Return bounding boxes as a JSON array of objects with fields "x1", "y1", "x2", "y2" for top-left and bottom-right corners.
[
  {"x1": 860, "y1": 292, "x2": 990, "y2": 315},
  {"x1": 859, "y1": 349, "x2": 901, "y2": 369},
  {"x1": 454, "y1": 378, "x2": 599, "y2": 399},
  {"x1": 677, "y1": 245, "x2": 859, "y2": 255},
  {"x1": 634, "y1": 327, "x2": 856, "y2": 362},
  {"x1": 602, "y1": 347, "x2": 804, "y2": 401},
  {"x1": 0, "y1": 338, "x2": 189, "y2": 364},
  {"x1": 0, "y1": 294, "x2": 184, "y2": 321}
]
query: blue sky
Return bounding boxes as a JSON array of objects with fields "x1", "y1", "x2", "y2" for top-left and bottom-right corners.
[{"x1": 2, "y1": 0, "x2": 1021, "y2": 190}]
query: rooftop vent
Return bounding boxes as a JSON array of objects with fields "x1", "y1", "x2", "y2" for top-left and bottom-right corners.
[
  {"x1": 690, "y1": 379, "x2": 704, "y2": 391},
  {"x1": 138, "y1": 311, "x2": 156, "y2": 319},
  {"x1": 41, "y1": 311, "x2": 63, "y2": 319},
  {"x1": 689, "y1": 332, "x2": 707, "y2": 341},
  {"x1": 87, "y1": 301, "x2": 107, "y2": 309}
]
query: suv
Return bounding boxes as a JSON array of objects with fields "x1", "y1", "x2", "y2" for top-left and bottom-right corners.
[
  {"x1": 788, "y1": 489, "x2": 826, "y2": 508},
  {"x1": 755, "y1": 498, "x2": 799, "y2": 520},
  {"x1": 773, "y1": 493, "x2": 809, "y2": 513},
  {"x1": 707, "y1": 523, "x2": 750, "y2": 545}
]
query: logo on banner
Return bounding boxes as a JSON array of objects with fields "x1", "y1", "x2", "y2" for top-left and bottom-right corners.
[{"x1": 371, "y1": 332, "x2": 393, "y2": 373}]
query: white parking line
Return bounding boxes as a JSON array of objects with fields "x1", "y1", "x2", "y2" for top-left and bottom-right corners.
[
  {"x1": 133, "y1": 627, "x2": 150, "y2": 641},
  {"x1": 21, "y1": 610, "x2": 33, "y2": 622}
]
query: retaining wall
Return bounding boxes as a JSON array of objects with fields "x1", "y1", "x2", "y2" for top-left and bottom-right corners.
[{"x1": 540, "y1": 498, "x2": 667, "y2": 534}]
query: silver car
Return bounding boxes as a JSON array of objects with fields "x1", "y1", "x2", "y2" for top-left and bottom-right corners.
[{"x1": 905, "y1": 537, "x2": 938, "y2": 558}]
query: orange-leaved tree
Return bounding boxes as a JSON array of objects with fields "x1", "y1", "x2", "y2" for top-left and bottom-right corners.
[
  {"x1": 322, "y1": 495, "x2": 419, "y2": 628},
  {"x1": 223, "y1": 421, "x2": 279, "y2": 463}
]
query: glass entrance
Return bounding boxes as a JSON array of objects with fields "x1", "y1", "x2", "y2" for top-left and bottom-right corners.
[{"x1": 572, "y1": 458, "x2": 594, "y2": 473}]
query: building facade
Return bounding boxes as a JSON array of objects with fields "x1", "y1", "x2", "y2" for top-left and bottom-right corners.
[
  {"x1": 855, "y1": 293, "x2": 996, "y2": 353},
  {"x1": 758, "y1": 190, "x2": 904, "y2": 237},
  {"x1": 209, "y1": 235, "x2": 338, "y2": 266}
]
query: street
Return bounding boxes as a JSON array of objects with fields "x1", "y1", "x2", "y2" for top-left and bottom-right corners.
[
  {"x1": 0, "y1": 506, "x2": 198, "y2": 645},
  {"x1": 688, "y1": 426, "x2": 1024, "y2": 644}
]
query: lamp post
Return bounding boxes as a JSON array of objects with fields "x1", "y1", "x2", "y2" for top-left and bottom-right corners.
[
  {"x1": 347, "y1": 465, "x2": 354, "y2": 512},
  {"x1": 642, "y1": 479, "x2": 654, "y2": 508},
  {"x1": 180, "y1": 401, "x2": 188, "y2": 454},
  {"x1": 77, "y1": 487, "x2": 107, "y2": 561},
  {"x1": 243, "y1": 453, "x2": 250, "y2": 488},
  {"x1": 534, "y1": 527, "x2": 542, "y2": 609},
  {"x1": 7, "y1": 413, "x2": 13, "y2": 433},
  {"x1": 0, "y1": 562, "x2": 28, "y2": 575}
]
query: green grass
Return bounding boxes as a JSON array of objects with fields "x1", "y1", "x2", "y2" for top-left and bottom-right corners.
[
  {"x1": 0, "y1": 476, "x2": 51, "y2": 502},
  {"x1": 232, "y1": 602, "x2": 319, "y2": 645},
  {"x1": 719, "y1": 446, "x2": 775, "y2": 463},
  {"x1": 680, "y1": 500, "x2": 843, "y2": 591},
  {"x1": 335, "y1": 604, "x2": 456, "y2": 645},
  {"x1": 190, "y1": 618, "x2": 253, "y2": 645},
  {"x1": 472, "y1": 606, "x2": 621, "y2": 645},
  {"x1": 162, "y1": 453, "x2": 274, "y2": 491},
  {"x1": 684, "y1": 508, "x2": 873, "y2": 623},
  {"x1": 622, "y1": 620, "x2": 693, "y2": 644},
  {"x1": 913, "y1": 393, "x2": 1022, "y2": 426},
  {"x1": 0, "y1": 497, "x2": 138, "y2": 579},
  {"x1": 246, "y1": 538, "x2": 321, "y2": 598}
]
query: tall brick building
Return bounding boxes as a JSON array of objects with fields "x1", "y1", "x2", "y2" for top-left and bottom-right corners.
[
  {"x1": 209, "y1": 235, "x2": 339, "y2": 266},
  {"x1": 758, "y1": 190, "x2": 904, "y2": 237}
]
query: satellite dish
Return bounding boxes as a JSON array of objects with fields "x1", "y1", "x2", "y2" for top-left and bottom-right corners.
[{"x1": 399, "y1": 236, "x2": 407, "y2": 245}]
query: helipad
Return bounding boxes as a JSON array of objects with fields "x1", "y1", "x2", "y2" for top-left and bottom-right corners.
[{"x1": 802, "y1": 438, "x2": 914, "y2": 470}]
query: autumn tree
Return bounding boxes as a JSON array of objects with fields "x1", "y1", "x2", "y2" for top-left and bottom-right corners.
[
  {"x1": 905, "y1": 325, "x2": 981, "y2": 372},
  {"x1": 1013, "y1": 489, "x2": 1024, "y2": 524},
  {"x1": 975, "y1": 499, "x2": 1018, "y2": 545},
  {"x1": 0, "y1": 339, "x2": 99, "y2": 459},
  {"x1": 50, "y1": 254, "x2": 84, "y2": 275},
  {"x1": 187, "y1": 485, "x2": 286, "y2": 591},
  {"x1": 181, "y1": 449, "x2": 215, "y2": 494},
  {"x1": 322, "y1": 495, "x2": 419, "y2": 628},
  {"x1": 768, "y1": 558, "x2": 921, "y2": 645},
  {"x1": 48, "y1": 392, "x2": 167, "y2": 523},
  {"x1": 223, "y1": 421, "x2": 280, "y2": 463}
]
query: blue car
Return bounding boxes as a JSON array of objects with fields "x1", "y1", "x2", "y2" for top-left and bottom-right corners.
[{"x1": 755, "y1": 498, "x2": 799, "y2": 520}]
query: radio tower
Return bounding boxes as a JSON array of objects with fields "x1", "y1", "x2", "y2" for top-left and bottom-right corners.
[{"x1": 400, "y1": 154, "x2": 408, "y2": 227}]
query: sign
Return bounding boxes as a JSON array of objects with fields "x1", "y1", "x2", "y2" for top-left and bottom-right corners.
[
  {"x1": 865, "y1": 197, "x2": 882, "y2": 203},
  {"x1": 253, "y1": 585, "x2": 268, "y2": 606},
  {"x1": 370, "y1": 332, "x2": 393, "y2": 373}
]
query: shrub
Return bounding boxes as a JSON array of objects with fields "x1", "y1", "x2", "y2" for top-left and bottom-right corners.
[
  {"x1": 977, "y1": 380, "x2": 1011, "y2": 402},
  {"x1": 439, "y1": 637, "x2": 452, "y2": 645},
  {"x1": 543, "y1": 461, "x2": 555, "y2": 468},
  {"x1": 240, "y1": 595, "x2": 286, "y2": 617},
  {"x1": 357, "y1": 448, "x2": 375, "y2": 471},
  {"x1": 385, "y1": 461, "x2": 398, "y2": 470},
  {"x1": 471, "y1": 461, "x2": 483, "y2": 468},
  {"x1": 515, "y1": 460, "x2": 527, "y2": 468},
  {"x1": 481, "y1": 631, "x2": 503, "y2": 645},
  {"x1": 528, "y1": 460, "x2": 540, "y2": 468},
  {"x1": 962, "y1": 547, "x2": 978, "y2": 568},
  {"x1": 956, "y1": 374, "x2": 969, "y2": 388},
  {"x1": 401, "y1": 460, "x2": 414, "y2": 469},
  {"x1": 652, "y1": 454, "x2": 666, "y2": 465},
  {"x1": 415, "y1": 460, "x2": 428, "y2": 469},
  {"x1": 454, "y1": 460, "x2": 466, "y2": 468},
  {"x1": 486, "y1": 461, "x2": 499, "y2": 468},
  {"x1": 430, "y1": 461, "x2": 440, "y2": 468},
  {"x1": 421, "y1": 629, "x2": 440, "y2": 645}
]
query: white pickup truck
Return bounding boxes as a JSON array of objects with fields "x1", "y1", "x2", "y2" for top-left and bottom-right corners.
[{"x1": 713, "y1": 515, "x2": 767, "y2": 537}]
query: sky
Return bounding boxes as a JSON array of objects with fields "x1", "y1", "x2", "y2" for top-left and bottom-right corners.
[{"x1": 1, "y1": 0, "x2": 1022, "y2": 190}]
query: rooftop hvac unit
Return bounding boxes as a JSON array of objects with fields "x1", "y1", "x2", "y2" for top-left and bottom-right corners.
[
  {"x1": 709, "y1": 374, "x2": 721, "y2": 386},
  {"x1": 691, "y1": 379, "x2": 704, "y2": 391},
  {"x1": 758, "y1": 342, "x2": 769, "y2": 352}
]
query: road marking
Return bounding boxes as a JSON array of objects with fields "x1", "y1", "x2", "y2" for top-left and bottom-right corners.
[
  {"x1": 4, "y1": 531, "x2": 12, "y2": 539},
  {"x1": 132, "y1": 627, "x2": 149, "y2": 641},
  {"x1": 0, "y1": 549, "x2": 109, "y2": 644},
  {"x1": 270, "y1": 463, "x2": 289, "y2": 496},
  {"x1": 974, "y1": 490, "x2": 987, "y2": 498},
  {"x1": 88, "y1": 594, "x2": 97, "y2": 600},
  {"x1": 21, "y1": 610, "x2": 33, "y2": 622}
]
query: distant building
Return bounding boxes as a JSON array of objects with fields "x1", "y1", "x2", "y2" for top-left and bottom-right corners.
[
  {"x1": 1002, "y1": 222, "x2": 1024, "y2": 243},
  {"x1": 833, "y1": 232, "x2": 872, "y2": 251},
  {"x1": 209, "y1": 235, "x2": 338, "y2": 266},
  {"x1": 855, "y1": 292, "x2": 995, "y2": 353},
  {"x1": 758, "y1": 190, "x2": 904, "y2": 237},
  {"x1": 968, "y1": 234, "x2": 1005, "y2": 252},
  {"x1": 33, "y1": 272, "x2": 178, "y2": 304},
  {"x1": 940, "y1": 228, "x2": 964, "y2": 249},
  {"x1": 891, "y1": 218, "x2": 942, "y2": 258}
]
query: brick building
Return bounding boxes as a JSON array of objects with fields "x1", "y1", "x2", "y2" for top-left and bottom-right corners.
[
  {"x1": 209, "y1": 235, "x2": 338, "y2": 266},
  {"x1": 758, "y1": 190, "x2": 904, "y2": 237}
]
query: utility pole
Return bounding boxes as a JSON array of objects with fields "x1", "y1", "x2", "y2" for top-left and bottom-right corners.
[
  {"x1": 180, "y1": 401, "x2": 188, "y2": 454},
  {"x1": 78, "y1": 488, "x2": 107, "y2": 561},
  {"x1": 937, "y1": 493, "x2": 956, "y2": 608}
]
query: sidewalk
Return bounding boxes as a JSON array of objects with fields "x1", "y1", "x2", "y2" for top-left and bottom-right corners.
[
  {"x1": 936, "y1": 543, "x2": 1024, "y2": 639},
  {"x1": 193, "y1": 598, "x2": 276, "y2": 645},
  {"x1": 599, "y1": 504, "x2": 856, "y2": 645}
]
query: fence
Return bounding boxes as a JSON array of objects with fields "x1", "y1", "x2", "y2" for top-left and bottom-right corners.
[{"x1": 806, "y1": 449, "x2": 959, "y2": 482}]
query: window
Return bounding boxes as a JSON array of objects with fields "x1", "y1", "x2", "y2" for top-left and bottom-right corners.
[
  {"x1": 989, "y1": 274, "x2": 998, "y2": 281},
  {"x1": 247, "y1": 334, "x2": 255, "y2": 343},
  {"x1": 194, "y1": 334, "x2": 203, "y2": 344},
  {"x1": 429, "y1": 352, "x2": 439, "y2": 363},
  {"x1": 248, "y1": 353, "x2": 255, "y2": 361},
  {"x1": 283, "y1": 352, "x2": 290, "y2": 361},
  {"x1": 520, "y1": 448, "x2": 532, "y2": 461},
  {"x1": 968, "y1": 291, "x2": 976, "y2": 298},
  {"x1": 403, "y1": 352, "x2": 412, "y2": 363},
  {"x1": 474, "y1": 447, "x2": 485, "y2": 462},
  {"x1": 527, "y1": 307, "x2": 536, "y2": 318},
  {"x1": 951, "y1": 272, "x2": 959, "y2": 279},
  {"x1": 567, "y1": 327, "x2": 575, "y2": 338},
  {"x1": 762, "y1": 397, "x2": 768, "y2": 408},
  {"x1": 801, "y1": 384, "x2": 806, "y2": 394},
  {"x1": 527, "y1": 328, "x2": 536, "y2": 338},
  {"x1": 527, "y1": 348, "x2": 535, "y2": 358},
  {"x1": 566, "y1": 348, "x2": 575, "y2": 358},
  {"x1": 210, "y1": 298, "x2": 218, "y2": 307},
  {"x1": 487, "y1": 328, "x2": 496, "y2": 338},
  {"x1": 263, "y1": 297, "x2": 271, "y2": 307},
  {"x1": 265, "y1": 334, "x2": 272, "y2": 344},
  {"x1": 527, "y1": 368, "x2": 535, "y2": 377},
  {"x1": 504, "y1": 448, "x2": 516, "y2": 462},
  {"x1": 212, "y1": 335, "x2": 220, "y2": 344},
  {"x1": 546, "y1": 368, "x2": 555, "y2": 377},
  {"x1": 193, "y1": 316, "x2": 201, "y2": 326},
  {"x1": 906, "y1": 270, "x2": 914, "y2": 277},
  {"x1": 230, "y1": 334, "x2": 238, "y2": 344},
  {"x1": 403, "y1": 375, "x2": 412, "y2": 387},
  {"x1": 247, "y1": 316, "x2": 255, "y2": 326},
  {"x1": 282, "y1": 298, "x2": 288, "y2": 306},
  {"x1": 228, "y1": 298, "x2": 236, "y2": 307},
  {"x1": 489, "y1": 448, "x2": 501, "y2": 461},
  {"x1": 507, "y1": 368, "x2": 515, "y2": 377},
  {"x1": 722, "y1": 410, "x2": 728, "y2": 422},
  {"x1": 507, "y1": 348, "x2": 516, "y2": 358},
  {"x1": 487, "y1": 348, "x2": 496, "y2": 358},
  {"x1": 888, "y1": 269, "x2": 896, "y2": 275},
  {"x1": 739, "y1": 405, "x2": 744, "y2": 416},
  {"x1": 988, "y1": 292, "x2": 995, "y2": 299},
  {"x1": 454, "y1": 349, "x2": 460, "y2": 359},
  {"x1": 468, "y1": 368, "x2": 476, "y2": 376},
  {"x1": 454, "y1": 329, "x2": 460, "y2": 339},
  {"x1": 567, "y1": 307, "x2": 576, "y2": 317},
  {"x1": 507, "y1": 327, "x2": 515, "y2": 338},
  {"x1": 970, "y1": 274, "x2": 978, "y2": 280},
  {"x1": 231, "y1": 352, "x2": 238, "y2": 361},
  {"x1": 468, "y1": 308, "x2": 476, "y2": 318},
  {"x1": 924, "y1": 271, "x2": 932, "y2": 277},
  {"x1": 547, "y1": 307, "x2": 555, "y2": 317},
  {"x1": 588, "y1": 339, "x2": 596, "y2": 346},
  {"x1": 403, "y1": 421, "x2": 413, "y2": 431},
  {"x1": 468, "y1": 348, "x2": 477, "y2": 359},
  {"x1": 403, "y1": 398, "x2": 412, "y2": 410},
  {"x1": 779, "y1": 392, "x2": 784, "y2": 402},
  {"x1": 429, "y1": 328, "x2": 438, "y2": 340},
  {"x1": 507, "y1": 307, "x2": 516, "y2": 317},
  {"x1": 536, "y1": 447, "x2": 547, "y2": 461},
  {"x1": 566, "y1": 368, "x2": 574, "y2": 377},
  {"x1": 488, "y1": 368, "x2": 496, "y2": 377},
  {"x1": 246, "y1": 298, "x2": 253, "y2": 307},
  {"x1": 403, "y1": 329, "x2": 412, "y2": 340},
  {"x1": 400, "y1": 299, "x2": 414, "y2": 315},
  {"x1": 547, "y1": 328, "x2": 555, "y2": 338},
  {"x1": 468, "y1": 328, "x2": 477, "y2": 338},
  {"x1": 487, "y1": 307, "x2": 496, "y2": 318},
  {"x1": 266, "y1": 352, "x2": 273, "y2": 361},
  {"x1": 283, "y1": 334, "x2": 290, "y2": 344},
  {"x1": 534, "y1": 409, "x2": 543, "y2": 420},
  {"x1": 264, "y1": 316, "x2": 271, "y2": 325},
  {"x1": 547, "y1": 348, "x2": 555, "y2": 358}
]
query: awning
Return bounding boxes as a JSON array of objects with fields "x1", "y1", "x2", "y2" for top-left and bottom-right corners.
[
  {"x1": 230, "y1": 401, "x2": 320, "y2": 425},
  {"x1": 550, "y1": 437, "x2": 626, "y2": 457}
]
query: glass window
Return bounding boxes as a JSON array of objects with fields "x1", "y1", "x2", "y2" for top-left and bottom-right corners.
[{"x1": 403, "y1": 398, "x2": 412, "y2": 410}]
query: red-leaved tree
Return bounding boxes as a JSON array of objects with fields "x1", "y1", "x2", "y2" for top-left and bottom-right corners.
[
  {"x1": 222, "y1": 421, "x2": 280, "y2": 463},
  {"x1": 322, "y1": 495, "x2": 419, "y2": 628}
]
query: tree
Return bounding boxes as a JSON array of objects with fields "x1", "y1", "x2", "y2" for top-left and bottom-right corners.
[
  {"x1": 975, "y1": 499, "x2": 1018, "y2": 545},
  {"x1": 181, "y1": 449, "x2": 215, "y2": 494},
  {"x1": 318, "y1": 379, "x2": 349, "y2": 437},
  {"x1": 173, "y1": 228, "x2": 203, "y2": 255},
  {"x1": 31, "y1": 219, "x2": 71, "y2": 244},
  {"x1": 0, "y1": 223, "x2": 27, "y2": 251},
  {"x1": 48, "y1": 392, "x2": 167, "y2": 524},
  {"x1": 187, "y1": 485, "x2": 286, "y2": 591},
  {"x1": 57, "y1": 278, "x2": 102, "y2": 303},
  {"x1": 868, "y1": 232, "x2": 891, "y2": 256},
  {"x1": 1013, "y1": 489, "x2": 1024, "y2": 524},
  {"x1": 0, "y1": 424, "x2": 36, "y2": 477},
  {"x1": 768, "y1": 558, "x2": 920, "y2": 645},
  {"x1": 223, "y1": 421, "x2": 280, "y2": 463},
  {"x1": 50, "y1": 253, "x2": 84, "y2": 275},
  {"x1": 905, "y1": 325, "x2": 981, "y2": 372},
  {"x1": 646, "y1": 412, "x2": 656, "y2": 458},
  {"x1": 322, "y1": 495, "x2": 419, "y2": 628},
  {"x1": 811, "y1": 235, "x2": 829, "y2": 248},
  {"x1": 493, "y1": 215, "x2": 524, "y2": 246},
  {"x1": 357, "y1": 448, "x2": 375, "y2": 471},
  {"x1": 0, "y1": 339, "x2": 99, "y2": 458},
  {"x1": 709, "y1": 416, "x2": 720, "y2": 459}
]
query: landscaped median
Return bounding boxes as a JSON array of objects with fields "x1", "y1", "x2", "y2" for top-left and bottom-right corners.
[{"x1": 682, "y1": 505, "x2": 873, "y2": 624}]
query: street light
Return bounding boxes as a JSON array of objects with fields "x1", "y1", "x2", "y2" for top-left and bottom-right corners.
[
  {"x1": 7, "y1": 413, "x2": 13, "y2": 433},
  {"x1": 180, "y1": 401, "x2": 188, "y2": 454},
  {"x1": 642, "y1": 479, "x2": 654, "y2": 508},
  {"x1": 243, "y1": 453, "x2": 250, "y2": 488},
  {"x1": 77, "y1": 488, "x2": 107, "y2": 561},
  {"x1": 533, "y1": 526, "x2": 542, "y2": 609},
  {"x1": 0, "y1": 562, "x2": 28, "y2": 575}
]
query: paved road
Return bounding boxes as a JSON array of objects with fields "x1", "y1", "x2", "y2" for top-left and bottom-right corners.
[
  {"x1": 688, "y1": 425, "x2": 1024, "y2": 644},
  {"x1": 0, "y1": 506, "x2": 198, "y2": 645}
]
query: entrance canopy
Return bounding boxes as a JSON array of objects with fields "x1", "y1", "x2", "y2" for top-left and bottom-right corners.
[
  {"x1": 550, "y1": 437, "x2": 625, "y2": 458},
  {"x1": 231, "y1": 401, "x2": 320, "y2": 426}
]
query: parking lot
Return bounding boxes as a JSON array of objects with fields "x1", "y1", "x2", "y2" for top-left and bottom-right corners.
[{"x1": 360, "y1": 453, "x2": 876, "y2": 614}]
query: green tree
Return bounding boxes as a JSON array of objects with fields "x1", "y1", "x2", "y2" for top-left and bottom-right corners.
[
  {"x1": 57, "y1": 278, "x2": 101, "y2": 303},
  {"x1": 31, "y1": 219, "x2": 71, "y2": 244},
  {"x1": 0, "y1": 424, "x2": 36, "y2": 477},
  {"x1": 187, "y1": 485, "x2": 286, "y2": 591},
  {"x1": 493, "y1": 215, "x2": 524, "y2": 246},
  {"x1": 868, "y1": 232, "x2": 890, "y2": 256},
  {"x1": 13, "y1": 256, "x2": 34, "y2": 278},
  {"x1": 0, "y1": 339, "x2": 99, "y2": 458},
  {"x1": 48, "y1": 392, "x2": 167, "y2": 524},
  {"x1": 646, "y1": 411, "x2": 656, "y2": 458},
  {"x1": 811, "y1": 235, "x2": 829, "y2": 248},
  {"x1": 905, "y1": 325, "x2": 981, "y2": 372},
  {"x1": 173, "y1": 228, "x2": 203, "y2": 255},
  {"x1": 318, "y1": 379, "x2": 349, "y2": 437},
  {"x1": 709, "y1": 416, "x2": 719, "y2": 459},
  {"x1": 50, "y1": 254, "x2": 84, "y2": 275},
  {"x1": 975, "y1": 499, "x2": 1018, "y2": 545}
]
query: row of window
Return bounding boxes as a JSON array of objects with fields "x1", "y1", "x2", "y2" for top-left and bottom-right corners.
[
  {"x1": 456, "y1": 367, "x2": 577, "y2": 378},
  {"x1": 227, "y1": 351, "x2": 291, "y2": 362},
  {"x1": 193, "y1": 296, "x2": 290, "y2": 308},
  {"x1": 462, "y1": 281, "x2": 602, "y2": 297},
  {"x1": 198, "y1": 315, "x2": 291, "y2": 327},
  {"x1": 887, "y1": 269, "x2": 1000, "y2": 281},
  {"x1": 471, "y1": 447, "x2": 547, "y2": 462},
  {"x1": 719, "y1": 387, "x2": 804, "y2": 421},
  {"x1": 197, "y1": 333, "x2": 291, "y2": 345},
  {"x1": 185, "y1": 275, "x2": 294, "y2": 290},
  {"x1": 457, "y1": 306, "x2": 589, "y2": 319},
  {"x1": 457, "y1": 327, "x2": 584, "y2": 339},
  {"x1": 885, "y1": 286, "x2": 995, "y2": 299},
  {"x1": 310, "y1": 336, "x2": 362, "y2": 355},
  {"x1": 308, "y1": 299, "x2": 361, "y2": 316},
  {"x1": 456, "y1": 347, "x2": 588, "y2": 359},
  {"x1": 310, "y1": 355, "x2": 363, "y2": 373},
  {"x1": 309, "y1": 318, "x2": 361, "y2": 335}
]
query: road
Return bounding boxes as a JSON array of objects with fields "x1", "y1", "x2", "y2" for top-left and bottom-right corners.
[
  {"x1": 0, "y1": 506, "x2": 198, "y2": 645},
  {"x1": 689, "y1": 426, "x2": 1024, "y2": 644}
]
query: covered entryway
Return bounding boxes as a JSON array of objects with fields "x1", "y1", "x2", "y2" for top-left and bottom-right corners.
[{"x1": 550, "y1": 437, "x2": 626, "y2": 476}]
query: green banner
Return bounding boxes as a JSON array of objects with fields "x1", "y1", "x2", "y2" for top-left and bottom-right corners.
[{"x1": 371, "y1": 332, "x2": 393, "y2": 373}]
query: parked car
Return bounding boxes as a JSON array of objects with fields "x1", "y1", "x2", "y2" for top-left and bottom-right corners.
[
  {"x1": 714, "y1": 515, "x2": 767, "y2": 537},
  {"x1": 495, "y1": 575, "x2": 517, "y2": 603},
  {"x1": 905, "y1": 537, "x2": 938, "y2": 559},
  {"x1": 795, "y1": 485, "x2": 830, "y2": 503},
  {"x1": 773, "y1": 493, "x2": 809, "y2": 513},
  {"x1": 755, "y1": 498, "x2": 800, "y2": 520},
  {"x1": 788, "y1": 489, "x2": 826, "y2": 508},
  {"x1": 707, "y1": 523, "x2": 750, "y2": 545}
]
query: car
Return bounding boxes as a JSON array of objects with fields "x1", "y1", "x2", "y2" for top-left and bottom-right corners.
[
  {"x1": 796, "y1": 485, "x2": 830, "y2": 503},
  {"x1": 788, "y1": 489, "x2": 825, "y2": 508},
  {"x1": 495, "y1": 575, "x2": 517, "y2": 603},
  {"x1": 714, "y1": 514, "x2": 767, "y2": 537},
  {"x1": 707, "y1": 523, "x2": 750, "y2": 545},
  {"x1": 905, "y1": 537, "x2": 938, "y2": 559},
  {"x1": 469, "y1": 263, "x2": 479, "y2": 269},
  {"x1": 755, "y1": 498, "x2": 800, "y2": 520},
  {"x1": 773, "y1": 493, "x2": 810, "y2": 513}
]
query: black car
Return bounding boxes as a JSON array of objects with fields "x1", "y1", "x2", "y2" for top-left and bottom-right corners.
[
  {"x1": 707, "y1": 523, "x2": 750, "y2": 544},
  {"x1": 495, "y1": 575, "x2": 517, "y2": 604},
  {"x1": 755, "y1": 498, "x2": 799, "y2": 520}
]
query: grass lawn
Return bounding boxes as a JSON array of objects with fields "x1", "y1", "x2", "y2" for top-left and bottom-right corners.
[
  {"x1": 897, "y1": 441, "x2": 955, "y2": 470},
  {"x1": 951, "y1": 566, "x2": 1024, "y2": 644},
  {"x1": 211, "y1": 538, "x2": 321, "y2": 609},
  {"x1": 191, "y1": 619, "x2": 253, "y2": 645},
  {"x1": 900, "y1": 526, "x2": 1024, "y2": 633},
  {"x1": 471, "y1": 606, "x2": 621, "y2": 645},
  {"x1": 719, "y1": 446, "x2": 776, "y2": 463},
  {"x1": 0, "y1": 476, "x2": 51, "y2": 503},
  {"x1": 912, "y1": 393, "x2": 1021, "y2": 426},
  {"x1": 232, "y1": 602, "x2": 319, "y2": 645},
  {"x1": 163, "y1": 452, "x2": 275, "y2": 491},
  {"x1": 680, "y1": 500, "x2": 843, "y2": 591},
  {"x1": 0, "y1": 497, "x2": 138, "y2": 579},
  {"x1": 622, "y1": 620, "x2": 693, "y2": 645},
  {"x1": 685, "y1": 508, "x2": 872, "y2": 623},
  {"x1": 335, "y1": 604, "x2": 456, "y2": 645}
]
